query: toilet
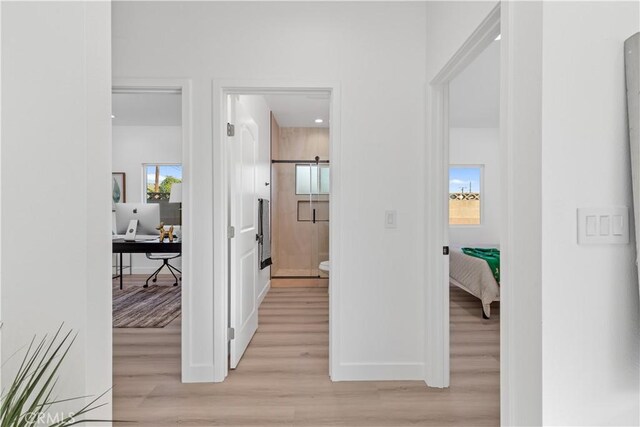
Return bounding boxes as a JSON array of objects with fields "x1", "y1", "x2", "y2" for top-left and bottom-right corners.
[{"x1": 319, "y1": 260, "x2": 330, "y2": 273}]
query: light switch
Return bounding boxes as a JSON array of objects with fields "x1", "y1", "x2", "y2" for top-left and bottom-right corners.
[
  {"x1": 385, "y1": 210, "x2": 397, "y2": 229},
  {"x1": 599, "y1": 216, "x2": 610, "y2": 236},
  {"x1": 612, "y1": 215, "x2": 624, "y2": 236},
  {"x1": 586, "y1": 216, "x2": 597, "y2": 236},
  {"x1": 578, "y1": 207, "x2": 629, "y2": 245}
]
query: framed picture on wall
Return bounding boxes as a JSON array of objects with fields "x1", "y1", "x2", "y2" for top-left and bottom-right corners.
[{"x1": 112, "y1": 172, "x2": 126, "y2": 205}]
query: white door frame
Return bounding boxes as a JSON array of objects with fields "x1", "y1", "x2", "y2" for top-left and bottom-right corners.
[
  {"x1": 425, "y1": 3, "x2": 500, "y2": 388},
  {"x1": 111, "y1": 78, "x2": 193, "y2": 381},
  {"x1": 425, "y1": 0, "x2": 542, "y2": 425},
  {"x1": 427, "y1": 3, "x2": 544, "y2": 425},
  {"x1": 212, "y1": 80, "x2": 341, "y2": 382},
  {"x1": 424, "y1": 0, "x2": 503, "y2": 404}
]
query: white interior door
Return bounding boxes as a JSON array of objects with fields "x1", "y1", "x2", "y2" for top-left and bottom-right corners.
[{"x1": 229, "y1": 96, "x2": 259, "y2": 369}]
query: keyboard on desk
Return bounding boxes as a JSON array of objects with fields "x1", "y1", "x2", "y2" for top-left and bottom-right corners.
[{"x1": 112, "y1": 234, "x2": 159, "y2": 242}]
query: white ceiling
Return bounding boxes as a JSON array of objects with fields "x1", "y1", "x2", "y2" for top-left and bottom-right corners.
[
  {"x1": 449, "y1": 40, "x2": 500, "y2": 128},
  {"x1": 112, "y1": 92, "x2": 182, "y2": 126},
  {"x1": 264, "y1": 93, "x2": 330, "y2": 128}
]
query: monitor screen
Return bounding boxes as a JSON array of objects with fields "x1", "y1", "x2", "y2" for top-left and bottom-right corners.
[{"x1": 114, "y1": 203, "x2": 161, "y2": 235}]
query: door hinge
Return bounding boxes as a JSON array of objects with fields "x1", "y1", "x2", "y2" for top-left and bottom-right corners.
[
  {"x1": 443, "y1": 246, "x2": 450, "y2": 255},
  {"x1": 228, "y1": 327, "x2": 235, "y2": 340},
  {"x1": 227, "y1": 123, "x2": 235, "y2": 137},
  {"x1": 228, "y1": 226, "x2": 235, "y2": 239}
]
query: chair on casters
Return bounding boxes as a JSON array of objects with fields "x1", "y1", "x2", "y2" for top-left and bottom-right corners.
[{"x1": 144, "y1": 253, "x2": 181, "y2": 288}]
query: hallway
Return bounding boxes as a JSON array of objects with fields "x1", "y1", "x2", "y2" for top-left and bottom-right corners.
[{"x1": 113, "y1": 284, "x2": 499, "y2": 426}]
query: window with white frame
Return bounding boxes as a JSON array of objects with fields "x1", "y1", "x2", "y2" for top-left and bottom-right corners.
[
  {"x1": 144, "y1": 164, "x2": 182, "y2": 225},
  {"x1": 449, "y1": 165, "x2": 482, "y2": 225},
  {"x1": 295, "y1": 164, "x2": 330, "y2": 195}
]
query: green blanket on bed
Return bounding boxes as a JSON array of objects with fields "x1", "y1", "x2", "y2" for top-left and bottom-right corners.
[{"x1": 461, "y1": 248, "x2": 500, "y2": 283}]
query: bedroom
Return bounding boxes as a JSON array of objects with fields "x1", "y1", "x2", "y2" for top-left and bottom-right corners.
[{"x1": 447, "y1": 34, "x2": 501, "y2": 383}]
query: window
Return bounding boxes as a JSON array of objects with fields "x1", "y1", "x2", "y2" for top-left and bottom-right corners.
[
  {"x1": 449, "y1": 165, "x2": 482, "y2": 225},
  {"x1": 295, "y1": 164, "x2": 330, "y2": 195},
  {"x1": 144, "y1": 164, "x2": 182, "y2": 225}
]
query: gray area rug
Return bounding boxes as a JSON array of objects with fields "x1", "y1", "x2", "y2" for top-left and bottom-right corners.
[{"x1": 113, "y1": 284, "x2": 181, "y2": 328}]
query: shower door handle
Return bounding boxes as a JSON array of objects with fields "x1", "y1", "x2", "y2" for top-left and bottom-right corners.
[{"x1": 312, "y1": 209, "x2": 316, "y2": 224}]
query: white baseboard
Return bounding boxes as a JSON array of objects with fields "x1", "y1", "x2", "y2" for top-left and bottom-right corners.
[
  {"x1": 181, "y1": 364, "x2": 215, "y2": 383},
  {"x1": 331, "y1": 362, "x2": 424, "y2": 381},
  {"x1": 257, "y1": 280, "x2": 271, "y2": 305}
]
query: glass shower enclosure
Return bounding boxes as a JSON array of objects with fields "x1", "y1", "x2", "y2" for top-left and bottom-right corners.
[{"x1": 271, "y1": 158, "x2": 329, "y2": 278}]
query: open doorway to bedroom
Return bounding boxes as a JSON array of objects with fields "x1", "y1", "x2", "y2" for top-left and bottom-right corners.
[
  {"x1": 425, "y1": 0, "x2": 502, "y2": 405},
  {"x1": 446, "y1": 28, "x2": 501, "y2": 398},
  {"x1": 447, "y1": 32, "x2": 501, "y2": 388}
]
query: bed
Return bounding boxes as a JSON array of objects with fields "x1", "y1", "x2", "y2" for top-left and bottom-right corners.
[{"x1": 449, "y1": 245, "x2": 500, "y2": 318}]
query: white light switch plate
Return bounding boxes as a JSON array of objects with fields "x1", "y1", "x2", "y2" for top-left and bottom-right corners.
[
  {"x1": 577, "y1": 207, "x2": 629, "y2": 245},
  {"x1": 385, "y1": 210, "x2": 397, "y2": 229}
]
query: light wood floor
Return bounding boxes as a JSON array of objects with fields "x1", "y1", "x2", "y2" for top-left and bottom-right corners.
[
  {"x1": 113, "y1": 278, "x2": 499, "y2": 426},
  {"x1": 271, "y1": 277, "x2": 329, "y2": 288}
]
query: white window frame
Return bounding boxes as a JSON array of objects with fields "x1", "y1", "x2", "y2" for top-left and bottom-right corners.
[
  {"x1": 448, "y1": 164, "x2": 484, "y2": 227},
  {"x1": 295, "y1": 163, "x2": 330, "y2": 195},
  {"x1": 142, "y1": 162, "x2": 183, "y2": 202}
]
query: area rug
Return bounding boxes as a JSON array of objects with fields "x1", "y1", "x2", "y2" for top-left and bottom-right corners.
[{"x1": 113, "y1": 283, "x2": 181, "y2": 328}]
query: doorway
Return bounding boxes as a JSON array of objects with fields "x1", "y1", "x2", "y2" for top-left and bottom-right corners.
[
  {"x1": 110, "y1": 79, "x2": 192, "y2": 388},
  {"x1": 425, "y1": 3, "x2": 501, "y2": 390},
  {"x1": 212, "y1": 83, "x2": 341, "y2": 381},
  {"x1": 446, "y1": 30, "x2": 501, "y2": 405},
  {"x1": 227, "y1": 92, "x2": 331, "y2": 369},
  {"x1": 270, "y1": 93, "x2": 330, "y2": 287}
]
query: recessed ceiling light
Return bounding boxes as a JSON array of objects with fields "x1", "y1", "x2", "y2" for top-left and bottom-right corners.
[
  {"x1": 315, "y1": 118, "x2": 324, "y2": 124},
  {"x1": 494, "y1": 34, "x2": 502, "y2": 41}
]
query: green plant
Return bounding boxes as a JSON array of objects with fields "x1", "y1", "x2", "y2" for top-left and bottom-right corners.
[
  {"x1": 147, "y1": 176, "x2": 181, "y2": 195},
  {"x1": 1, "y1": 326, "x2": 109, "y2": 426}
]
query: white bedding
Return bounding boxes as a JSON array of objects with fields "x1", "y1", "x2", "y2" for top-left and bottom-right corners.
[{"x1": 449, "y1": 246, "x2": 500, "y2": 318}]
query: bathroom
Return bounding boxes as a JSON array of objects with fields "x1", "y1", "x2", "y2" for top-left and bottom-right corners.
[
  {"x1": 226, "y1": 92, "x2": 332, "y2": 372},
  {"x1": 268, "y1": 94, "x2": 330, "y2": 287}
]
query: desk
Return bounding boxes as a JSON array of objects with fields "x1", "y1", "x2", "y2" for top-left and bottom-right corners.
[{"x1": 112, "y1": 239, "x2": 182, "y2": 289}]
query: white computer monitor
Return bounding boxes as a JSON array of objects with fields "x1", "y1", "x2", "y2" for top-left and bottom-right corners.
[{"x1": 115, "y1": 203, "x2": 161, "y2": 235}]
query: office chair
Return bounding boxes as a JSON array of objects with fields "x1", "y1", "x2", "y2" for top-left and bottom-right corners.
[{"x1": 144, "y1": 253, "x2": 182, "y2": 287}]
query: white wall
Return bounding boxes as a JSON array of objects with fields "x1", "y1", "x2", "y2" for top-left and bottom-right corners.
[
  {"x1": 449, "y1": 128, "x2": 500, "y2": 245},
  {"x1": 237, "y1": 95, "x2": 271, "y2": 304},
  {"x1": 540, "y1": 2, "x2": 640, "y2": 425},
  {"x1": 113, "y1": 2, "x2": 427, "y2": 380},
  {"x1": 112, "y1": 125, "x2": 182, "y2": 273},
  {"x1": 1, "y1": 1, "x2": 112, "y2": 420}
]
